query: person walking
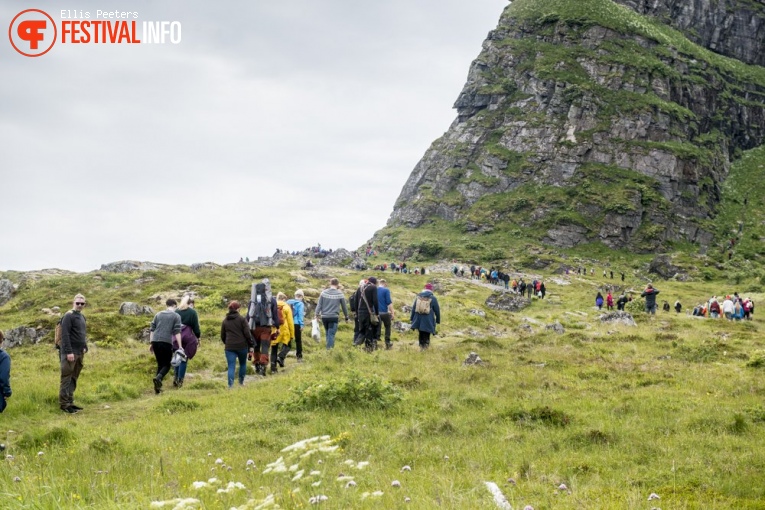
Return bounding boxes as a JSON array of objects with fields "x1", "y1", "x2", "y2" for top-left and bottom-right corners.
[
  {"x1": 356, "y1": 276, "x2": 380, "y2": 352},
  {"x1": 0, "y1": 332, "x2": 11, "y2": 413},
  {"x1": 59, "y1": 294, "x2": 88, "y2": 413},
  {"x1": 173, "y1": 295, "x2": 201, "y2": 388},
  {"x1": 376, "y1": 278, "x2": 394, "y2": 350},
  {"x1": 150, "y1": 299, "x2": 182, "y2": 394},
  {"x1": 595, "y1": 292, "x2": 604, "y2": 310},
  {"x1": 287, "y1": 290, "x2": 306, "y2": 362},
  {"x1": 220, "y1": 300, "x2": 254, "y2": 388},
  {"x1": 315, "y1": 278, "x2": 349, "y2": 350},
  {"x1": 617, "y1": 293, "x2": 628, "y2": 311},
  {"x1": 640, "y1": 284, "x2": 660, "y2": 314},
  {"x1": 272, "y1": 293, "x2": 295, "y2": 373},
  {"x1": 350, "y1": 279, "x2": 366, "y2": 346},
  {"x1": 606, "y1": 291, "x2": 614, "y2": 311},
  {"x1": 247, "y1": 279, "x2": 281, "y2": 376},
  {"x1": 410, "y1": 283, "x2": 441, "y2": 350}
]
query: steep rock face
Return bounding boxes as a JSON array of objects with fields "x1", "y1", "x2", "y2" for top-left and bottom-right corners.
[
  {"x1": 385, "y1": 0, "x2": 765, "y2": 252},
  {"x1": 615, "y1": 0, "x2": 765, "y2": 66}
]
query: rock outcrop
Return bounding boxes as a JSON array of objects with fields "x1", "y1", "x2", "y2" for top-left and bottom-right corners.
[
  {"x1": 485, "y1": 292, "x2": 531, "y2": 312},
  {"x1": 2, "y1": 326, "x2": 47, "y2": 349},
  {"x1": 100, "y1": 261, "x2": 164, "y2": 273},
  {"x1": 118, "y1": 303, "x2": 155, "y2": 316},
  {"x1": 0, "y1": 280, "x2": 16, "y2": 307},
  {"x1": 379, "y1": 0, "x2": 765, "y2": 254}
]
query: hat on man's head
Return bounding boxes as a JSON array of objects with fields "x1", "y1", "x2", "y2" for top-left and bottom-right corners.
[{"x1": 424, "y1": 283, "x2": 434, "y2": 291}]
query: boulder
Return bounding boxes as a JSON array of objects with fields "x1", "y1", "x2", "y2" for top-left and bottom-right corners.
[
  {"x1": 0, "y1": 279, "x2": 17, "y2": 307},
  {"x1": 599, "y1": 311, "x2": 637, "y2": 327},
  {"x1": 2, "y1": 326, "x2": 47, "y2": 349},
  {"x1": 119, "y1": 302, "x2": 155, "y2": 316},
  {"x1": 469, "y1": 309, "x2": 486, "y2": 317},
  {"x1": 485, "y1": 292, "x2": 531, "y2": 312},
  {"x1": 136, "y1": 327, "x2": 151, "y2": 343},
  {"x1": 463, "y1": 352, "x2": 485, "y2": 366},
  {"x1": 545, "y1": 322, "x2": 565, "y2": 334},
  {"x1": 648, "y1": 254, "x2": 680, "y2": 280},
  {"x1": 318, "y1": 249, "x2": 354, "y2": 267},
  {"x1": 393, "y1": 321, "x2": 411, "y2": 333},
  {"x1": 401, "y1": 305, "x2": 413, "y2": 314}
]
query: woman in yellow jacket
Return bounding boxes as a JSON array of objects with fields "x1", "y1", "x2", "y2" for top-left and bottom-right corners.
[{"x1": 272, "y1": 293, "x2": 295, "y2": 373}]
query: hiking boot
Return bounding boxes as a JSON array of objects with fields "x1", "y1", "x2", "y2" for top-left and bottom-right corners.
[
  {"x1": 297, "y1": 357, "x2": 304, "y2": 363},
  {"x1": 176, "y1": 378, "x2": 183, "y2": 389},
  {"x1": 255, "y1": 365, "x2": 266, "y2": 377},
  {"x1": 61, "y1": 406, "x2": 79, "y2": 414},
  {"x1": 173, "y1": 378, "x2": 179, "y2": 388},
  {"x1": 277, "y1": 357, "x2": 285, "y2": 368},
  {"x1": 270, "y1": 364, "x2": 278, "y2": 374},
  {"x1": 70, "y1": 404, "x2": 83, "y2": 411},
  {"x1": 385, "y1": 343, "x2": 393, "y2": 350},
  {"x1": 153, "y1": 376, "x2": 163, "y2": 394}
]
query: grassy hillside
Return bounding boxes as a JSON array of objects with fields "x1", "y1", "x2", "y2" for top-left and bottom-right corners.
[{"x1": 1, "y1": 260, "x2": 765, "y2": 509}]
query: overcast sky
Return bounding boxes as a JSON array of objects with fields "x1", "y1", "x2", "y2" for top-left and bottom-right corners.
[{"x1": 0, "y1": 0, "x2": 508, "y2": 272}]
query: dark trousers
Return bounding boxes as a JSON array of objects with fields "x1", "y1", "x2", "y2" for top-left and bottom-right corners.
[
  {"x1": 59, "y1": 352, "x2": 84, "y2": 409},
  {"x1": 418, "y1": 330, "x2": 431, "y2": 348},
  {"x1": 358, "y1": 315, "x2": 376, "y2": 350},
  {"x1": 294, "y1": 325, "x2": 303, "y2": 359},
  {"x1": 152, "y1": 342, "x2": 173, "y2": 381},
  {"x1": 375, "y1": 313, "x2": 392, "y2": 345}
]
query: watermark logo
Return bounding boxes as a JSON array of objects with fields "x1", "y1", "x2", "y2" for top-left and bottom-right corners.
[{"x1": 9, "y1": 9, "x2": 57, "y2": 57}]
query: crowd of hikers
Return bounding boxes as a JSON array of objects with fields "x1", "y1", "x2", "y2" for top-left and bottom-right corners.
[{"x1": 1, "y1": 250, "x2": 758, "y2": 415}]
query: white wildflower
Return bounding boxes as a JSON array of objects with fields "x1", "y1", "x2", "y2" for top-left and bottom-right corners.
[
  {"x1": 246, "y1": 459, "x2": 255, "y2": 467},
  {"x1": 336, "y1": 475, "x2": 354, "y2": 482},
  {"x1": 345, "y1": 481, "x2": 357, "y2": 488},
  {"x1": 356, "y1": 461, "x2": 370, "y2": 470},
  {"x1": 392, "y1": 480, "x2": 401, "y2": 487},
  {"x1": 371, "y1": 491, "x2": 384, "y2": 497},
  {"x1": 191, "y1": 481, "x2": 208, "y2": 490},
  {"x1": 318, "y1": 445, "x2": 339, "y2": 453},
  {"x1": 207, "y1": 478, "x2": 220, "y2": 485},
  {"x1": 289, "y1": 463, "x2": 300, "y2": 472},
  {"x1": 405, "y1": 497, "x2": 412, "y2": 503},
  {"x1": 558, "y1": 483, "x2": 568, "y2": 491},
  {"x1": 308, "y1": 495, "x2": 328, "y2": 504},
  {"x1": 401, "y1": 465, "x2": 412, "y2": 472},
  {"x1": 648, "y1": 493, "x2": 661, "y2": 501},
  {"x1": 309, "y1": 470, "x2": 322, "y2": 476},
  {"x1": 344, "y1": 459, "x2": 355, "y2": 466},
  {"x1": 215, "y1": 458, "x2": 224, "y2": 465},
  {"x1": 37, "y1": 451, "x2": 44, "y2": 457},
  {"x1": 311, "y1": 481, "x2": 322, "y2": 487},
  {"x1": 291, "y1": 470, "x2": 305, "y2": 482}
]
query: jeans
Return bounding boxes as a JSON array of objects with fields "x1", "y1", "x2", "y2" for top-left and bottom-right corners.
[
  {"x1": 646, "y1": 304, "x2": 656, "y2": 315},
  {"x1": 173, "y1": 360, "x2": 187, "y2": 381},
  {"x1": 323, "y1": 318, "x2": 338, "y2": 349},
  {"x1": 225, "y1": 349, "x2": 248, "y2": 387}
]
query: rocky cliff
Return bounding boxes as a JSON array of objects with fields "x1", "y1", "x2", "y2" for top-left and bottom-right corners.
[{"x1": 380, "y1": 0, "x2": 765, "y2": 255}]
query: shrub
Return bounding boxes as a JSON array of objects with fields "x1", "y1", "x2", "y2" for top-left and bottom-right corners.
[
  {"x1": 502, "y1": 406, "x2": 572, "y2": 427},
  {"x1": 18, "y1": 426, "x2": 75, "y2": 450},
  {"x1": 157, "y1": 398, "x2": 202, "y2": 414},
  {"x1": 279, "y1": 371, "x2": 404, "y2": 411}
]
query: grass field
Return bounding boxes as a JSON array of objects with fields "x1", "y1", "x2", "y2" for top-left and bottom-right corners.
[{"x1": 1, "y1": 259, "x2": 764, "y2": 509}]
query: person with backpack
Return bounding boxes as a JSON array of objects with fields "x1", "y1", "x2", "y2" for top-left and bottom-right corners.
[
  {"x1": 247, "y1": 279, "x2": 281, "y2": 376},
  {"x1": 173, "y1": 295, "x2": 201, "y2": 388},
  {"x1": 0, "y1": 331, "x2": 11, "y2": 413},
  {"x1": 287, "y1": 290, "x2": 306, "y2": 363},
  {"x1": 410, "y1": 283, "x2": 441, "y2": 350},
  {"x1": 616, "y1": 293, "x2": 628, "y2": 311},
  {"x1": 376, "y1": 279, "x2": 394, "y2": 350},
  {"x1": 59, "y1": 294, "x2": 88, "y2": 413},
  {"x1": 349, "y1": 279, "x2": 366, "y2": 346},
  {"x1": 640, "y1": 284, "x2": 660, "y2": 314},
  {"x1": 708, "y1": 296, "x2": 721, "y2": 318},
  {"x1": 150, "y1": 299, "x2": 182, "y2": 394},
  {"x1": 674, "y1": 300, "x2": 682, "y2": 313},
  {"x1": 272, "y1": 293, "x2": 295, "y2": 373},
  {"x1": 314, "y1": 278, "x2": 349, "y2": 350},
  {"x1": 356, "y1": 276, "x2": 380, "y2": 352},
  {"x1": 595, "y1": 292, "x2": 604, "y2": 310},
  {"x1": 221, "y1": 300, "x2": 254, "y2": 387}
]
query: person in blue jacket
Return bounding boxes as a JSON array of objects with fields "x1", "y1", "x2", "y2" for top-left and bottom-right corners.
[
  {"x1": 410, "y1": 283, "x2": 441, "y2": 350},
  {"x1": 376, "y1": 279, "x2": 394, "y2": 350},
  {"x1": 0, "y1": 331, "x2": 11, "y2": 413},
  {"x1": 287, "y1": 290, "x2": 306, "y2": 362}
]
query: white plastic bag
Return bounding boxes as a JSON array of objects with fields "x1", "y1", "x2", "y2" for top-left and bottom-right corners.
[{"x1": 311, "y1": 318, "x2": 321, "y2": 342}]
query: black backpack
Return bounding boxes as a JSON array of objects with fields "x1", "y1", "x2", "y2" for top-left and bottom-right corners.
[{"x1": 248, "y1": 283, "x2": 273, "y2": 328}]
